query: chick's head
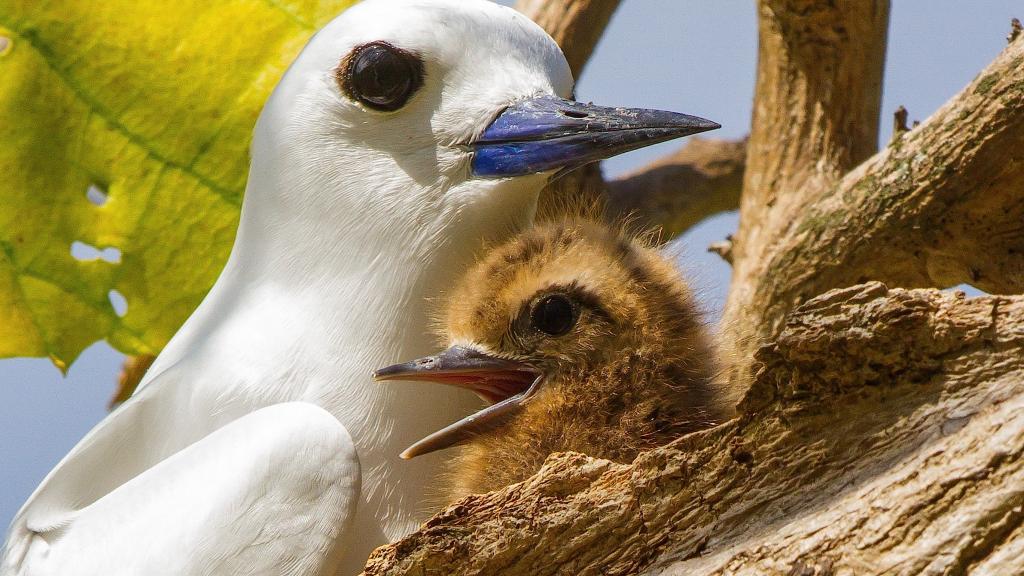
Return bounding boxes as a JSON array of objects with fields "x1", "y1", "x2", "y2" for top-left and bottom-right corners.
[{"x1": 445, "y1": 220, "x2": 713, "y2": 394}]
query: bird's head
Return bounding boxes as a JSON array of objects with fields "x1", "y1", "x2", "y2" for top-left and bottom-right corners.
[
  {"x1": 375, "y1": 220, "x2": 722, "y2": 459},
  {"x1": 247, "y1": 0, "x2": 719, "y2": 236}
]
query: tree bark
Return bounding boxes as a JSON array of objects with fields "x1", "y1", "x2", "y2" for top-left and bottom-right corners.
[
  {"x1": 357, "y1": 6, "x2": 1024, "y2": 574},
  {"x1": 363, "y1": 284, "x2": 1024, "y2": 575},
  {"x1": 720, "y1": 0, "x2": 889, "y2": 401},
  {"x1": 721, "y1": 24, "x2": 1024, "y2": 405}
]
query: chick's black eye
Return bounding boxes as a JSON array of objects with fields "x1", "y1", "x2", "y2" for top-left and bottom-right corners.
[
  {"x1": 339, "y1": 41, "x2": 424, "y2": 112},
  {"x1": 531, "y1": 294, "x2": 577, "y2": 337}
]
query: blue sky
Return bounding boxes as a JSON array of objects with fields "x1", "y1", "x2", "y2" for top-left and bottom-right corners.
[{"x1": 1, "y1": 0, "x2": 1019, "y2": 528}]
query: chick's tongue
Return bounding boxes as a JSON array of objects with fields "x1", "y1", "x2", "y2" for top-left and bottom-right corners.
[{"x1": 428, "y1": 371, "x2": 535, "y2": 404}]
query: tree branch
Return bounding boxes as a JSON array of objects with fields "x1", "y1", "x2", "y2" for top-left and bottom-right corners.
[
  {"x1": 719, "y1": 0, "x2": 890, "y2": 401},
  {"x1": 514, "y1": 0, "x2": 621, "y2": 79},
  {"x1": 521, "y1": 1, "x2": 742, "y2": 239},
  {"x1": 721, "y1": 34, "x2": 1024, "y2": 403},
  {"x1": 108, "y1": 354, "x2": 155, "y2": 409},
  {"x1": 604, "y1": 138, "x2": 747, "y2": 238},
  {"x1": 363, "y1": 284, "x2": 1024, "y2": 575},
  {"x1": 740, "y1": 0, "x2": 889, "y2": 195}
]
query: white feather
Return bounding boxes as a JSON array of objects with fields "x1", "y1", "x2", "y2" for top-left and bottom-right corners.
[{"x1": 2, "y1": 1, "x2": 572, "y2": 574}]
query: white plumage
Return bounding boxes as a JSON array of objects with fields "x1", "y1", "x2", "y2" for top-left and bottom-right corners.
[
  {"x1": 2, "y1": 1, "x2": 717, "y2": 573},
  {"x1": 4, "y1": 2, "x2": 570, "y2": 573}
]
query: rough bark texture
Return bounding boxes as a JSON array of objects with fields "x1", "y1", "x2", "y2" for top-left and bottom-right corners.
[
  {"x1": 359, "y1": 4, "x2": 1024, "y2": 574},
  {"x1": 364, "y1": 284, "x2": 1024, "y2": 575},
  {"x1": 741, "y1": 0, "x2": 889, "y2": 195},
  {"x1": 722, "y1": 28, "x2": 1024, "y2": 404},
  {"x1": 720, "y1": 0, "x2": 890, "y2": 399}
]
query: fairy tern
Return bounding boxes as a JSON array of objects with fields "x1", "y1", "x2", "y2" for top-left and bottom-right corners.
[
  {"x1": 1, "y1": 1, "x2": 718, "y2": 574},
  {"x1": 375, "y1": 219, "x2": 729, "y2": 500}
]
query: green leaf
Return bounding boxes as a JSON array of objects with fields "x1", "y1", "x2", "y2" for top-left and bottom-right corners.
[{"x1": 0, "y1": 0, "x2": 357, "y2": 370}]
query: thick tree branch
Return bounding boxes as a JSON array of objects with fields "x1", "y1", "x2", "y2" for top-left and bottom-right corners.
[
  {"x1": 740, "y1": 0, "x2": 889, "y2": 196},
  {"x1": 372, "y1": 7, "x2": 1021, "y2": 573},
  {"x1": 720, "y1": 0, "x2": 890, "y2": 402},
  {"x1": 604, "y1": 138, "x2": 747, "y2": 238},
  {"x1": 514, "y1": 0, "x2": 621, "y2": 79},
  {"x1": 722, "y1": 34, "x2": 1024, "y2": 403},
  {"x1": 363, "y1": 284, "x2": 1024, "y2": 575}
]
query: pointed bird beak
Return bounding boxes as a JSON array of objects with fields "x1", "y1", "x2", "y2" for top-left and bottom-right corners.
[
  {"x1": 471, "y1": 94, "x2": 720, "y2": 177},
  {"x1": 373, "y1": 346, "x2": 543, "y2": 459}
]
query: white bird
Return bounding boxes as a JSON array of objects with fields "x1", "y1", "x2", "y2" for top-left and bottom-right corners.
[{"x1": 1, "y1": 1, "x2": 718, "y2": 574}]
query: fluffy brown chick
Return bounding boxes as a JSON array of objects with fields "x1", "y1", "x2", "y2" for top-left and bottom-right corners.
[{"x1": 375, "y1": 219, "x2": 728, "y2": 501}]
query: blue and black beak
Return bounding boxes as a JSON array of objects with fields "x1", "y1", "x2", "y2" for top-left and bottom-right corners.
[{"x1": 471, "y1": 95, "x2": 720, "y2": 177}]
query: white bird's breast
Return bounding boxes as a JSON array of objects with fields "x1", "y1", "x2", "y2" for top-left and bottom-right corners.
[{"x1": 147, "y1": 215, "x2": 525, "y2": 543}]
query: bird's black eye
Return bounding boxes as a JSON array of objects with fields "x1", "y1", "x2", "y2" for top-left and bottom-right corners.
[
  {"x1": 530, "y1": 294, "x2": 577, "y2": 336},
  {"x1": 339, "y1": 41, "x2": 424, "y2": 112}
]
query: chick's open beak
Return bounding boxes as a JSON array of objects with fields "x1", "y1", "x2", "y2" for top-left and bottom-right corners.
[
  {"x1": 373, "y1": 346, "x2": 542, "y2": 459},
  {"x1": 471, "y1": 94, "x2": 720, "y2": 177}
]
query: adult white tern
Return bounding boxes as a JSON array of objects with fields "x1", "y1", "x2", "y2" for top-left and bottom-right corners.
[{"x1": 2, "y1": 0, "x2": 718, "y2": 574}]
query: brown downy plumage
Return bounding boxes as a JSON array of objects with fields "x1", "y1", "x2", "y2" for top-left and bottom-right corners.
[{"x1": 375, "y1": 219, "x2": 728, "y2": 502}]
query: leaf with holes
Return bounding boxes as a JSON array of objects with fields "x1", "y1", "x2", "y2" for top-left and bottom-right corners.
[{"x1": 0, "y1": 0, "x2": 357, "y2": 370}]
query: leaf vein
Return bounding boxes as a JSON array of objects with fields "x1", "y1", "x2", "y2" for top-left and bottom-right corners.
[{"x1": 0, "y1": 19, "x2": 244, "y2": 208}]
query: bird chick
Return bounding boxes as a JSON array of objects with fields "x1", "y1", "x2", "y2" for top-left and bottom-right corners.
[{"x1": 375, "y1": 220, "x2": 728, "y2": 500}]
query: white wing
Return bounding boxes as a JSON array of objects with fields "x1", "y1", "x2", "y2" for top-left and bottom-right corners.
[{"x1": 2, "y1": 399, "x2": 360, "y2": 576}]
